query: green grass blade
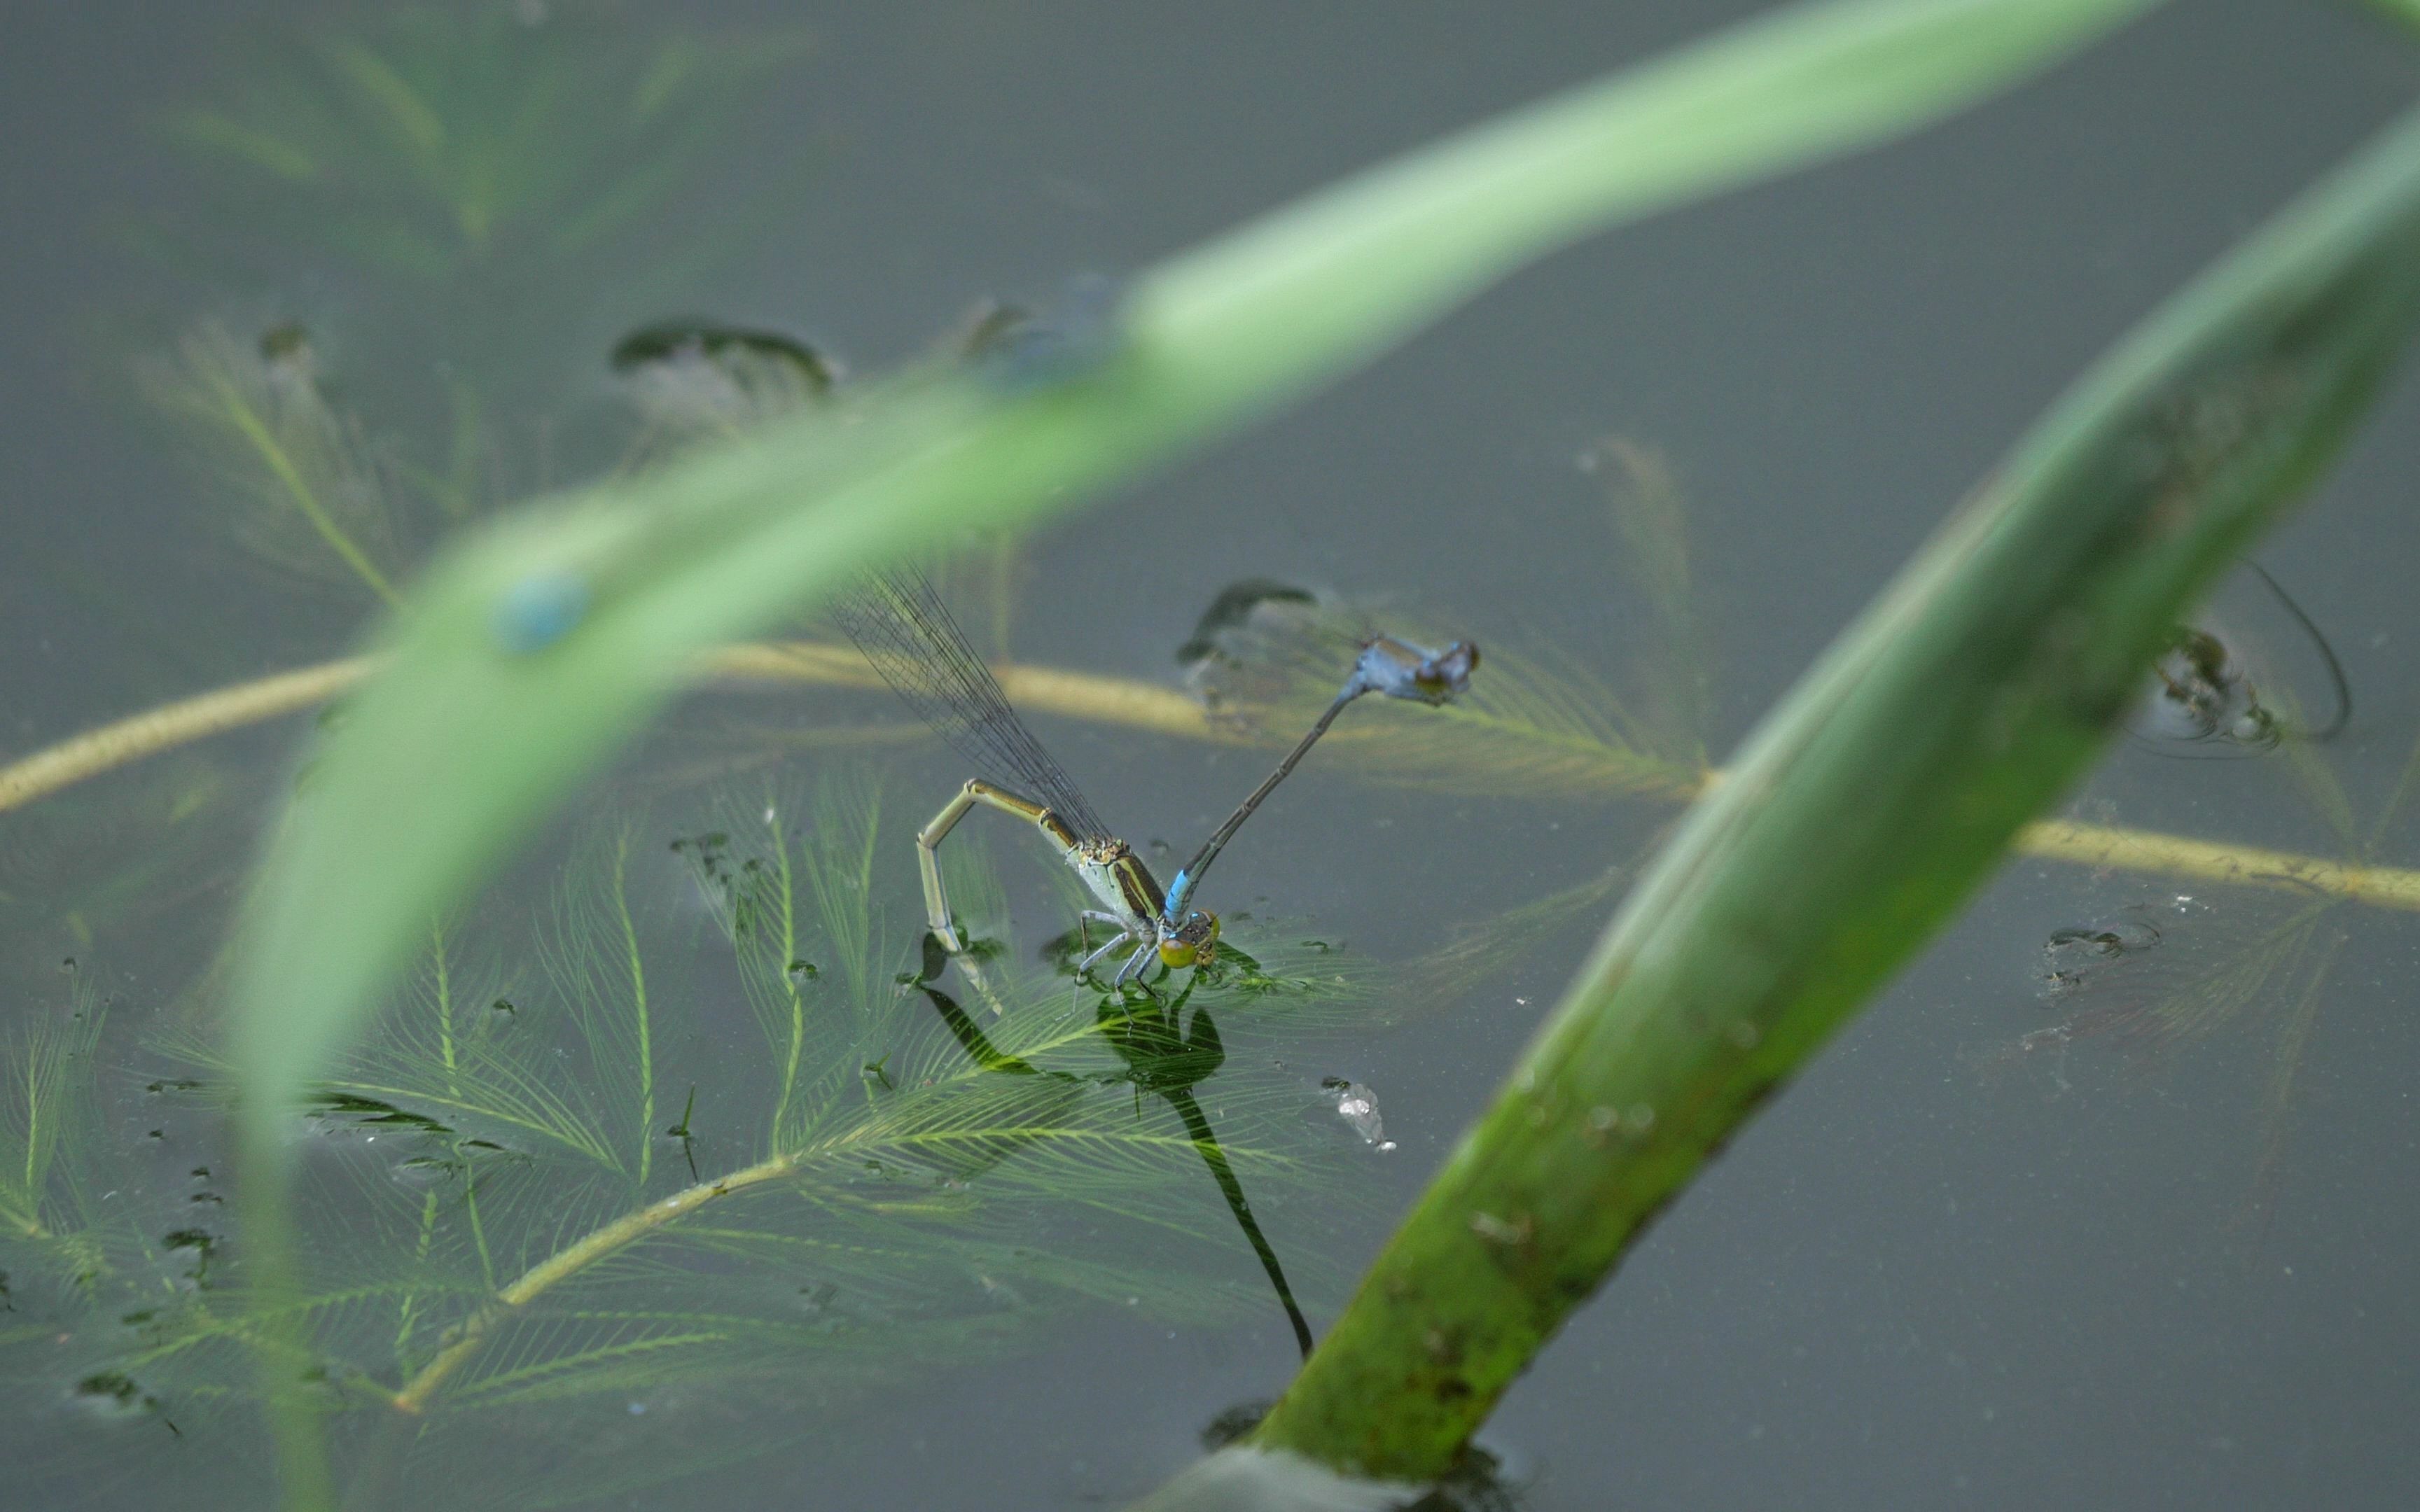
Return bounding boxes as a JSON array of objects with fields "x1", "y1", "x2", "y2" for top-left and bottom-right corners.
[
  {"x1": 1249, "y1": 101, "x2": 2420, "y2": 1480},
  {"x1": 218, "y1": 4, "x2": 2149, "y2": 1499}
]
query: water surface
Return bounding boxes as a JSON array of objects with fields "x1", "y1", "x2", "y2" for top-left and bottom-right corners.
[{"x1": 4, "y1": 3, "x2": 2419, "y2": 1508}]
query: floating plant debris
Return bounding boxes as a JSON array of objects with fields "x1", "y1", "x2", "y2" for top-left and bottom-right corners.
[
  {"x1": 1176, "y1": 580, "x2": 1337, "y2": 706},
  {"x1": 2039, "y1": 914, "x2": 2164, "y2": 1000},
  {"x1": 257, "y1": 319, "x2": 312, "y2": 369},
  {"x1": 160, "y1": 1228, "x2": 216, "y2": 1285},
  {"x1": 71, "y1": 1371, "x2": 155, "y2": 1421},
  {"x1": 611, "y1": 318, "x2": 837, "y2": 430},
  {"x1": 306, "y1": 1091, "x2": 456, "y2": 1138},
  {"x1": 391, "y1": 1154, "x2": 461, "y2": 1190}
]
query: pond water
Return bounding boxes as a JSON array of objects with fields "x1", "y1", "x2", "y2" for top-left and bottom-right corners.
[{"x1": 5, "y1": 2, "x2": 2420, "y2": 1508}]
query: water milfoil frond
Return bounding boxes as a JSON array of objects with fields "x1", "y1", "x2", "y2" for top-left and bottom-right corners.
[
  {"x1": 38, "y1": 775, "x2": 1383, "y2": 1501},
  {"x1": 0, "y1": 985, "x2": 106, "y2": 1249},
  {"x1": 1183, "y1": 585, "x2": 1699, "y2": 803},
  {"x1": 140, "y1": 320, "x2": 408, "y2": 606},
  {"x1": 1584, "y1": 436, "x2": 1716, "y2": 768}
]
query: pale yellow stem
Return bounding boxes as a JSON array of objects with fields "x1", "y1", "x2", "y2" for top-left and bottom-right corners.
[
  {"x1": 0, "y1": 658, "x2": 374, "y2": 813},
  {"x1": 5, "y1": 648, "x2": 2417, "y2": 916},
  {"x1": 391, "y1": 1150, "x2": 800, "y2": 1413},
  {"x1": 2014, "y1": 817, "x2": 2420, "y2": 911},
  {"x1": 994, "y1": 663, "x2": 1223, "y2": 741}
]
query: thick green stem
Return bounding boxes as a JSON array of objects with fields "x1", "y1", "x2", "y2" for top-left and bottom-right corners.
[{"x1": 1253, "y1": 101, "x2": 2420, "y2": 1480}]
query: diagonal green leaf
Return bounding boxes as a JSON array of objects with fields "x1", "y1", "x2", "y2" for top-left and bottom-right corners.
[{"x1": 1249, "y1": 96, "x2": 2420, "y2": 1481}]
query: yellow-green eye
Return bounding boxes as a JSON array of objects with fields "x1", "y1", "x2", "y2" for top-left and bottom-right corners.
[{"x1": 1158, "y1": 911, "x2": 1220, "y2": 968}]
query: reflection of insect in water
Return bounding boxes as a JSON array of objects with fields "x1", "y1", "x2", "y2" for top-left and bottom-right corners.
[{"x1": 2131, "y1": 562, "x2": 2349, "y2": 757}]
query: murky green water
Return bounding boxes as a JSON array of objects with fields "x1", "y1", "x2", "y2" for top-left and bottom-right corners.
[{"x1": 6, "y1": 3, "x2": 2419, "y2": 1507}]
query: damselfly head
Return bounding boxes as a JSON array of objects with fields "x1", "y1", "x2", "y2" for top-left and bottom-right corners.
[
  {"x1": 1158, "y1": 910, "x2": 1220, "y2": 969},
  {"x1": 1412, "y1": 640, "x2": 1480, "y2": 701},
  {"x1": 1354, "y1": 635, "x2": 1480, "y2": 706}
]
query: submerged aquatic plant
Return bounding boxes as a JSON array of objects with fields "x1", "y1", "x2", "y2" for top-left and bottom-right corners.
[
  {"x1": 158, "y1": 4, "x2": 812, "y2": 291},
  {"x1": 141, "y1": 321, "x2": 414, "y2": 606},
  {"x1": 1250, "y1": 69, "x2": 2420, "y2": 1485},
  {"x1": 144, "y1": 2, "x2": 821, "y2": 533},
  {"x1": 2008, "y1": 683, "x2": 2420, "y2": 1235},
  {"x1": 1179, "y1": 579, "x2": 1697, "y2": 805},
  {"x1": 0, "y1": 779, "x2": 1380, "y2": 1506},
  {"x1": 20, "y1": 0, "x2": 2420, "y2": 1502},
  {"x1": 1180, "y1": 435, "x2": 1718, "y2": 807}
]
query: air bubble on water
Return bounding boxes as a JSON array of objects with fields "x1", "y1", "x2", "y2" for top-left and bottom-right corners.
[{"x1": 1322, "y1": 1077, "x2": 1394, "y2": 1151}]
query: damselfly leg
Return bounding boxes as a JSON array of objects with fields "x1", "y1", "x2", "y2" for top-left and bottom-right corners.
[
  {"x1": 1073, "y1": 932, "x2": 1132, "y2": 978},
  {"x1": 914, "y1": 777, "x2": 1082, "y2": 953}
]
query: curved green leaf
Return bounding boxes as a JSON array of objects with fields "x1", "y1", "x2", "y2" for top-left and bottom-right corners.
[{"x1": 1251, "y1": 97, "x2": 2420, "y2": 1481}]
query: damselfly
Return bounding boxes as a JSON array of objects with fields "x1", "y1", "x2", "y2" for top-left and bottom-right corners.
[{"x1": 831, "y1": 567, "x2": 1476, "y2": 992}]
